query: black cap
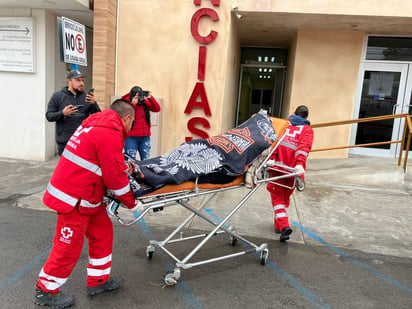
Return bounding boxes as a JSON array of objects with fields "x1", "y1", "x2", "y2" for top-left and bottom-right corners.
[{"x1": 67, "y1": 70, "x2": 84, "y2": 79}]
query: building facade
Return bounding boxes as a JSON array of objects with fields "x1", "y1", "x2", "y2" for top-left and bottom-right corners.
[
  {"x1": 95, "y1": 0, "x2": 412, "y2": 160},
  {"x1": 1, "y1": 0, "x2": 412, "y2": 161}
]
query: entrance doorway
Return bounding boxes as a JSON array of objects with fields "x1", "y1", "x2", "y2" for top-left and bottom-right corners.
[
  {"x1": 235, "y1": 48, "x2": 288, "y2": 126},
  {"x1": 351, "y1": 62, "x2": 412, "y2": 157}
]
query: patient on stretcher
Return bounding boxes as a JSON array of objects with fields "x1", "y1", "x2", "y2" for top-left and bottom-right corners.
[{"x1": 124, "y1": 110, "x2": 278, "y2": 197}]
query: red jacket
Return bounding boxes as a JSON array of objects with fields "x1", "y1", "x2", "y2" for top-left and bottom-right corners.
[
  {"x1": 43, "y1": 109, "x2": 136, "y2": 214},
  {"x1": 270, "y1": 115, "x2": 314, "y2": 171},
  {"x1": 120, "y1": 93, "x2": 161, "y2": 137}
]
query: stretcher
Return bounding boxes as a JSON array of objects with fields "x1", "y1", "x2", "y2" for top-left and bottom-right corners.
[{"x1": 106, "y1": 117, "x2": 302, "y2": 286}]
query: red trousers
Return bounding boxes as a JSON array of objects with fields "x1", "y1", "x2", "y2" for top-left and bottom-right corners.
[
  {"x1": 267, "y1": 174, "x2": 295, "y2": 231},
  {"x1": 36, "y1": 205, "x2": 113, "y2": 293}
]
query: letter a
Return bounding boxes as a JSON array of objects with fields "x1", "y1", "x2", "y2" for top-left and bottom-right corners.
[{"x1": 184, "y1": 82, "x2": 212, "y2": 116}]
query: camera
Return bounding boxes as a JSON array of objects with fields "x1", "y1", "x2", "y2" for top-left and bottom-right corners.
[{"x1": 137, "y1": 90, "x2": 149, "y2": 102}]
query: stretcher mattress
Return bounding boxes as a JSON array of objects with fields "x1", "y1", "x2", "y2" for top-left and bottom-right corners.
[{"x1": 132, "y1": 114, "x2": 289, "y2": 197}]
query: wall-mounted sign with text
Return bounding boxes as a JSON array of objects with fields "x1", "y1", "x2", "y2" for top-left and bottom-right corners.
[
  {"x1": 0, "y1": 17, "x2": 35, "y2": 73},
  {"x1": 58, "y1": 17, "x2": 87, "y2": 66}
]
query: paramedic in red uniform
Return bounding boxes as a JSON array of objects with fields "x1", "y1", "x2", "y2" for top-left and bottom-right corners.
[
  {"x1": 34, "y1": 99, "x2": 143, "y2": 308},
  {"x1": 267, "y1": 105, "x2": 314, "y2": 242}
]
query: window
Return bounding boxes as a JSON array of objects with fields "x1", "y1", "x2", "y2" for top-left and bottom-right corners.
[{"x1": 366, "y1": 36, "x2": 412, "y2": 61}]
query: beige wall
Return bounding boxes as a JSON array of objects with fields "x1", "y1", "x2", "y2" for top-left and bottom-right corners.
[
  {"x1": 116, "y1": 0, "x2": 234, "y2": 155},
  {"x1": 289, "y1": 29, "x2": 364, "y2": 158},
  {"x1": 237, "y1": 0, "x2": 412, "y2": 16},
  {"x1": 221, "y1": 11, "x2": 241, "y2": 132}
]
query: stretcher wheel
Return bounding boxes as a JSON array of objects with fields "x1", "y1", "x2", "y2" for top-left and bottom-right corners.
[
  {"x1": 228, "y1": 226, "x2": 237, "y2": 246},
  {"x1": 146, "y1": 245, "x2": 155, "y2": 259},
  {"x1": 260, "y1": 248, "x2": 268, "y2": 265},
  {"x1": 163, "y1": 268, "x2": 181, "y2": 286},
  {"x1": 164, "y1": 273, "x2": 178, "y2": 286}
]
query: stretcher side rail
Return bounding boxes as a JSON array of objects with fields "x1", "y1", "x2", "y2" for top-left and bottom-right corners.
[{"x1": 106, "y1": 183, "x2": 245, "y2": 226}]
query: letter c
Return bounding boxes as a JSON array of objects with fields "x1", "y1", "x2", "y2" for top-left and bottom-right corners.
[{"x1": 190, "y1": 8, "x2": 219, "y2": 44}]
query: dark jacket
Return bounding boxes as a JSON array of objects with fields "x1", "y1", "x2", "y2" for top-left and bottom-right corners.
[{"x1": 46, "y1": 87, "x2": 101, "y2": 144}]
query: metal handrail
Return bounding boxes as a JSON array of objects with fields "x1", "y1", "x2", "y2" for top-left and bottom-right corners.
[{"x1": 311, "y1": 113, "x2": 412, "y2": 172}]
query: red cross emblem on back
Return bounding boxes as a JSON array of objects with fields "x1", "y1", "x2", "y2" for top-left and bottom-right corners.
[{"x1": 286, "y1": 125, "x2": 303, "y2": 138}]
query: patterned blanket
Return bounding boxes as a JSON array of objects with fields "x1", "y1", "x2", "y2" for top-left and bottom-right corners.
[{"x1": 128, "y1": 110, "x2": 277, "y2": 196}]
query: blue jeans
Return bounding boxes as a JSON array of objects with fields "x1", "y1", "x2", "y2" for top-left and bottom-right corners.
[{"x1": 124, "y1": 136, "x2": 151, "y2": 160}]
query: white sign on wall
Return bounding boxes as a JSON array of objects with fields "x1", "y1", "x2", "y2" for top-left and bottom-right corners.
[
  {"x1": 61, "y1": 17, "x2": 87, "y2": 66},
  {"x1": 0, "y1": 17, "x2": 35, "y2": 73}
]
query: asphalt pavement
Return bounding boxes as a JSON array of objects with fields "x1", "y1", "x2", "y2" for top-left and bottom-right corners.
[{"x1": 0, "y1": 155, "x2": 411, "y2": 308}]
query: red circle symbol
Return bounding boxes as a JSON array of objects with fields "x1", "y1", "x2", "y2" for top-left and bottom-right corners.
[{"x1": 75, "y1": 34, "x2": 85, "y2": 54}]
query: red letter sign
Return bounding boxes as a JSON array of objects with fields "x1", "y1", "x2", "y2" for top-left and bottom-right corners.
[
  {"x1": 190, "y1": 8, "x2": 219, "y2": 44},
  {"x1": 185, "y1": 117, "x2": 211, "y2": 142},
  {"x1": 194, "y1": 0, "x2": 220, "y2": 6},
  {"x1": 184, "y1": 82, "x2": 212, "y2": 116},
  {"x1": 198, "y1": 46, "x2": 207, "y2": 81}
]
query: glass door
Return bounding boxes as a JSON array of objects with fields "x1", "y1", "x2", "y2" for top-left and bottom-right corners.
[{"x1": 350, "y1": 62, "x2": 409, "y2": 157}]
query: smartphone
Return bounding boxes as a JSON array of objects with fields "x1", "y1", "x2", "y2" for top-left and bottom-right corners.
[{"x1": 88, "y1": 88, "x2": 94, "y2": 95}]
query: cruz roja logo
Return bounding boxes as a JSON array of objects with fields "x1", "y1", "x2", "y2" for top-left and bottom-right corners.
[{"x1": 59, "y1": 226, "x2": 74, "y2": 244}]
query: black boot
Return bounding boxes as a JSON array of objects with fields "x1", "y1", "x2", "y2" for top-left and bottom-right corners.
[
  {"x1": 280, "y1": 227, "x2": 293, "y2": 242},
  {"x1": 34, "y1": 289, "x2": 75, "y2": 308},
  {"x1": 87, "y1": 277, "x2": 123, "y2": 296}
]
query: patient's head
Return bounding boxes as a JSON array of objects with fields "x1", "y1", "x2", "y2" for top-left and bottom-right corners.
[{"x1": 294, "y1": 105, "x2": 309, "y2": 119}]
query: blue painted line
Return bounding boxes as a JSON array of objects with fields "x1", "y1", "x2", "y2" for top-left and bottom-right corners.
[
  {"x1": 133, "y1": 212, "x2": 203, "y2": 309},
  {"x1": 0, "y1": 248, "x2": 51, "y2": 291},
  {"x1": 292, "y1": 221, "x2": 412, "y2": 296},
  {"x1": 204, "y1": 208, "x2": 330, "y2": 309}
]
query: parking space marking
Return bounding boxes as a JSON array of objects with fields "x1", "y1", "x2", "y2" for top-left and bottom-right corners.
[
  {"x1": 133, "y1": 213, "x2": 203, "y2": 309},
  {"x1": 0, "y1": 248, "x2": 51, "y2": 291},
  {"x1": 292, "y1": 221, "x2": 412, "y2": 295},
  {"x1": 204, "y1": 208, "x2": 331, "y2": 309}
]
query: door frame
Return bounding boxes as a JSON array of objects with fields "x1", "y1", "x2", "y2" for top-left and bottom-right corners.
[
  {"x1": 350, "y1": 61, "x2": 410, "y2": 157},
  {"x1": 235, "y1": 63, "x2": 286, "y2": 126}
]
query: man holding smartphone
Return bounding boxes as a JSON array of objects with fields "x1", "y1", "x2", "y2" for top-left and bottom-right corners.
[{"x1": 46, "y1": 70, "x2": 101, "y2": 155}]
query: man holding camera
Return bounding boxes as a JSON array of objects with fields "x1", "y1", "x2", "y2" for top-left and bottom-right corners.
[
  {"x1": 121, "y1": 85, "x2": 161, "y2": 160},
  {"x1": 46, "y1": 69, "x2": 101, "y2": 155}
]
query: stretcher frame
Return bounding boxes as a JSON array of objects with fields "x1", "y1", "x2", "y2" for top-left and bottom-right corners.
[{"x1": 107, "y1": 118, "x2": 302, "y2": 286}]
